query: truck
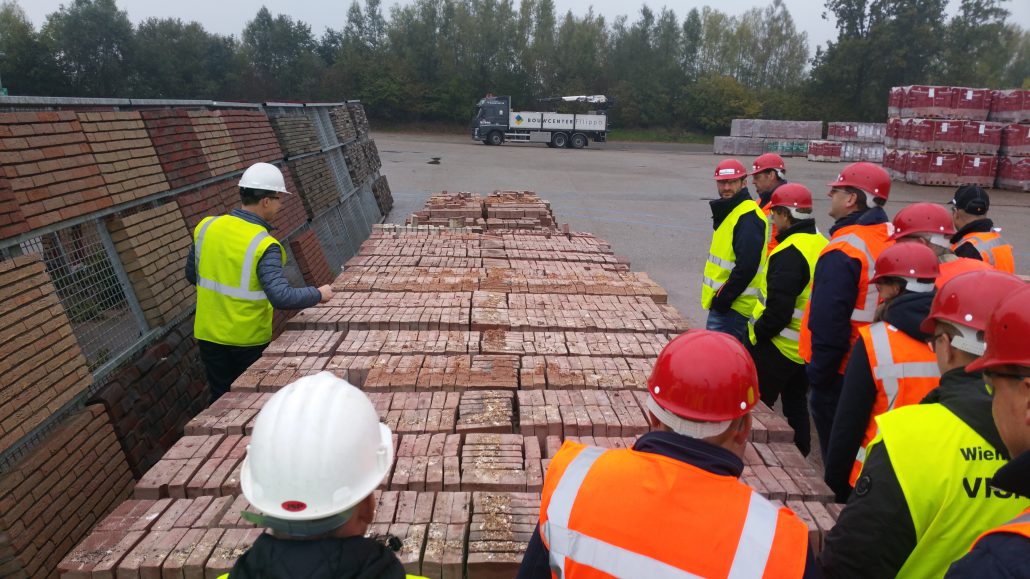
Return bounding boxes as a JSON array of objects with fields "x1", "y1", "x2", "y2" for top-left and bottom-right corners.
[{"x1": 471, "y1": 94, "x2": 611, "y2": 149}]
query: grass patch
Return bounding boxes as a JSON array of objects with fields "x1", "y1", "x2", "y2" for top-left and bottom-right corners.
[{"x1": 607, "y1": 128, "x2": 714, "y2": 144}]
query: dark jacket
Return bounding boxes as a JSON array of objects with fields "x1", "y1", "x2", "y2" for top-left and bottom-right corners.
[
  {"x1": 752, "y1": 218, "x2": 817, "y2": 343},
  {"x1": 819, "y1": 369, "x2": 1008, "y2": 578},
  {"x1": 709, "y1": 188, "x2": 768, "y2": 313},
  {"x1": 185, "y1": 209, "x2": 321, "y2": 310},
  {"x1": 950, "y1": 218, "x2": 997, "y2": 261},
  {"x1": 757, "y1": 180, "x2": 787, "y2": 210},
  {"x1": 227, "y1": 533, "x2": 408, "y2": 578},
  {"x1": 823, "y1": 290, "x2": 935, "y2": 502},
  {"x1": 517, "y1": 431, "x2": 821, "y2": 579},
  {"x1": 945, "y1": 451, "x2": 1030, "y2": 578},
  {"x1": 806, "y1": 206, "x2": 890, "y2": 390}
]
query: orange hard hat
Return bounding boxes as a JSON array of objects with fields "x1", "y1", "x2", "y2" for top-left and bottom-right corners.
[
  {"x1": 828, "y1": 162, "x2": 891, "y2": 200},
  {"x1": 967, "y1": 285, "x2": 1030, "y2": 372},
  {"x1": 714, "y1": 159, "x2": 748, "y2": 181},
  {"x1": 647, "y1": 330, "x2": 759, "y2": 422}
]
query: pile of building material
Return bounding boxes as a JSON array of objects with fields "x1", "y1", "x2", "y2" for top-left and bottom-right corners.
[
  {"x1": 808, "y1": 122, "x2": 885, "y2": 163},
  {"x1": 62, "y1": 195, "x2": 841, "y2": 577},
  {"x1": 884, "y1": 86, "x2": 1029, "y2": 189},
  {"x1": 714, "y1": 119, "x2": 823, "y2": 157},
  {"x1": 407, "y1": 191, "x2": 557, "y2": 230}
]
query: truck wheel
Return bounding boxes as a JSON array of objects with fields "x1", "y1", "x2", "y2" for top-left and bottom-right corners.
[
  {"x1": 487, "y1": 131, "x2": 503, "y2": 146},
  {"x1": 571, "y1": 133, "x2": 587, "y2": 149},
  {"x1": 552, "y1": 133, "x2": 569, "y2": 148}
]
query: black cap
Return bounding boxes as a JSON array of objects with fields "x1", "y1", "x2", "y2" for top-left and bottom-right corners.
[{"x1": 950, "y1": 185, "x2": 989, "y2": 215}]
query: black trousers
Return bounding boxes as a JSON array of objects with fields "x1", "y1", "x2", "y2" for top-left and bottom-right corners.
[
  {"x1": 197, "y1": 340, "x2": 267, "y2": 403},
  {"x1": 751, "y1": 339, "x2": 812, "y2": 456}
]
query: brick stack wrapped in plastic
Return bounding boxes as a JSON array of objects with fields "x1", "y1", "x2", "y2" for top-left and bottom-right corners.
[
  {"x1": 808, "y1": 122, "x2": 885, "y2": 163},
  {"x1": 714, "y1": 119, "x2": 823, "y2": 158}
]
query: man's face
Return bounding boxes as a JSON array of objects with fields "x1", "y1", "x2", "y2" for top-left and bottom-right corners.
[
  {"x1": 828, "y1": 188, "x2": 856, "y2": 220},
  {"x1": 261, "y1": 194, "x2": 283, "y2": 220},
  {"x1": 988, "y1": 370, "x2": 1030, "y2": 457},
  {"x1": 752, "y1": 170, "x2": 779, "y2": 194},
  {"x1": 717, "y1": 177, "x2": 745, "y2": 199},
  {"x1": 770, "y1": 208, "x2": 790, "y2": 232}
]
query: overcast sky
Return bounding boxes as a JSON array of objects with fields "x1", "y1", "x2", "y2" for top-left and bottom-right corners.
[{"x1": 20, "y1": 0, "x2": 1030, "y2": 56}]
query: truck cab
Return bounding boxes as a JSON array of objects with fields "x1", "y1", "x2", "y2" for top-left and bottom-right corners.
[{"x1": 471, "y1": 95, "x2": 511, "y2": 145}]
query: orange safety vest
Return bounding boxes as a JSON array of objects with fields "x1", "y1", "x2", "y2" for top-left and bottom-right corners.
[
  {"x1": 539, "y1": 441, "x2": 809, "y2": 578},
  {"x1": 849, "y1": 322, "x2": 941, "y2": 486},
  {"x1": 952, "y1": 231, "x2": 1015, "y2": 273},
  {"x1": 936, "y1": 257, "x2": 993, "y2": 289},
  {"x1": 799, "y1": 223, "x2": 894, "y2": 371},
  {"x1": 761, "y1": 203, "x2": 779, "y2": 253},
  {"x1": 970, "y1": 509, "x2": 1030, "y2": 550}
]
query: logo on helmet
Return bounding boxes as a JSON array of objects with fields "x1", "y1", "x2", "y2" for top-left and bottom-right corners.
[{"x1": 282, "y1": 500, "x2": 307, "y2": 512}]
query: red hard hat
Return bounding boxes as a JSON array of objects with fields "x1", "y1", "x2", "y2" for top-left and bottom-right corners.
[
  {"x1": 749, "y1": 153, "x2": 786, "y2": 175},
  {"x1": 869, "y1": 243, "x2": 940, "y2": 283},
  {"x1": 828, "y1": 162, "x2": 891, "y2": 200},
  {"x1": 890, "y1": 202, "x2": 957, "y2": 240},
  {"x1": 921, "y1": 270, "x2": 1025, "y2": 334},
  {"x1": 714, "y1": 159, "x2": 748, "y2": 181},
  {"x1": 967, "y1": 285, "x2": 1030, "y2": 372},
  {"x1": 647, "y1": 330, "x2": 759, "y2": 422},
  {"x1": 769, "y1": 183, "x2": 813, "y2": 210}
]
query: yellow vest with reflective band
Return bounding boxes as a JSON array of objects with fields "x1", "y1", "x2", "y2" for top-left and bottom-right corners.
[
  {"x1": 748, "y1": 230, "x2": 828, "y2": 363},
  {"x1": 868, "y1": 403, "x2": 1029, "y2": 578},
  {"x1": 701, "y1": 199, "x2": 770, "y2": 318},
  {"x1": 193, "y1": 215, "x2": 284, "y2": 346}
]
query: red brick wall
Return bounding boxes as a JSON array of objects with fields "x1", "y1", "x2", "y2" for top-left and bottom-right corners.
[
  {"x1": 0, "y1": 253, "x2": 92, "y2": 454},
  {"x1": 218, "y1": 110, "x2": 282, "y2": 165},
  {"x1": 287, "y1": 155, "x2": 340, "y2": 219},
  {"x1": 188, "y1": 111, "x2": 244, "y2": 176},
  {"x1": 0, "y1": 404, "x2": 133, "y2": 578},
  {"x1": 273, "y1": 164, "x2": 308, "y2": 237},
  {"x1": 0, "y1": 164, "x2": 29, "y2": 239},
  {"x1": 141, "y1": 109, "x2": 213, "y2": 190},
  {"x1": 289, "y1": 229, "x2": 334, "y2": 287},
  {"x1": 175, "y1": 179, "x2": 236, "y2": 232},
  {"x1": 77, "y1": 112, "x2": 169, "y2": 206}
]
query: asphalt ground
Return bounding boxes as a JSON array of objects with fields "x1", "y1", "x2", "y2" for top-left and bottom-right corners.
[{"x1": 374, "y1": 132, "x2": 1030, "y2": 329}]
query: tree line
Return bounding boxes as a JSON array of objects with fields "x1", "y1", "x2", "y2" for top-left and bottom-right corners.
[{"x1": 0, "y1": 0, "x2": 1027, "y2": 133}]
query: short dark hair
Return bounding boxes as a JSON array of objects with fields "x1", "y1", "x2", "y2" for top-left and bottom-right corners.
[{"x1": 240, "y1": 187, "x2": 276, "y2": 205}]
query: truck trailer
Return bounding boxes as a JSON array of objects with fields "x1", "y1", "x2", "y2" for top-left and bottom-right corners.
[{"x1": 471, "y1": 95, "x2": 610, "y2": 149}]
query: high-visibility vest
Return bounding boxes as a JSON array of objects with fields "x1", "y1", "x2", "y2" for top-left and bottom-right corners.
[
  {"x1": 193, "y1": 215, "x2": 284, "y2": 346},
  {"x1": 969, "y1": 508, "x2": 1030, "y2": 551},
  {"x1": 760, "y1": 203, "x2": 779, "y2": 253},
  {"x1": 799, "y1": 223, "x2": 894, "y2": 371},
  {"x1": 218, "y1": 573, "x2": 428, "y2": 579},
  {"x1": 952, "y1": 231, "x2": 1015, "y2": 273},
  {"x1": 849, "y1": 322, "x2": 940, "y2": 486},
  {"x1": 869, "y1": 404, "x2": 1029, "y2": 578},
  {"x1": 935, "y1": 257, "x2": 992, "y2": 289},
  {"x1": 701, "y1": 199, "x2": 770, "y2": 318},
  {"x1": 748, "y1": 230, "x2": 828, "y2": 364},
  {"x1": 539, "y1": 441, "x2": 809, "y2": 578}
]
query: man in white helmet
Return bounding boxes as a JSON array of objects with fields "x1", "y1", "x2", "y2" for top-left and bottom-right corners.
[
  {"x1": 218, "y1": 372, "x2": 426, "y2": 579},
  {"x1": 185, "y1": 162, "x2": 332, "y2": 402}
]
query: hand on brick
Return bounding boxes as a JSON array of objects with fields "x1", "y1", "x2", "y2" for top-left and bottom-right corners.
[{"x1": 318, "y1": 285, "x2": 333, "y2": 303}]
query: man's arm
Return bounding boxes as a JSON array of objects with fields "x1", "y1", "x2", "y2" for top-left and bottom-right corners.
[
  {"x1": 805, "y1": 250, "x2": 861, "y2": 388},
  {"x1": 819, "y1": 440, "x2": 917, "y2": 578},
  {"x1": 753, "y1": 245, "x2": 809, "y2": 343},
  {"x1": 185, "y1": 243, "x2": 197, "y2": 285},
  {"x1": 712, "y1": 211, "x2": 766, "y2": 312},
  {"x1": 824, "y1": 338, "x2": 878, "y2": 503},
  {"x1": 257, "y1": 245, "x2": 323, "y2": 310},
  {"x1": 516, "y1": 524, "x2": 553, "y2": 579}
]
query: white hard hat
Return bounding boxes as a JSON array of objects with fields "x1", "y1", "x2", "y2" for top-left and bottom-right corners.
[
  {"x1": 240, "y1": 372, "x2": 393, "y2": 522},
  {"x1": 238, "y1": 162, "x2": 289, "y2": 194}
]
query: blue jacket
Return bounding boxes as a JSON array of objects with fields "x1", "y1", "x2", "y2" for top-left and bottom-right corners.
[
  {"x1": 185, "y1": 209, "x2": 321, "y2": 311},
  {"x1": 806, "y1": 206, "x2": 890, "y2": 389}
]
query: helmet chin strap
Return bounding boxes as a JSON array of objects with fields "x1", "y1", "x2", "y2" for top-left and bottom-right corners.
[
  {"x1": 899, "y1": 277, "x2": 935, "y2": 293},
  {"x1": 241, "y1": 508, "x2": 355, "y2": 538}
]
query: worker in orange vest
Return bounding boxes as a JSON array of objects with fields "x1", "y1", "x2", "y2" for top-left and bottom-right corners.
[
  {"x1": 517, "y1": 330, "x2": 816, "y2": 578},
  {"x1": 946, "y1": 284, "x2": 1030, "y2": 577},
  {"x1": 890, "y1": 202, "x2": 991, "y2": 288},
  {"x1": 949, "y1": 185, "x2": 1015, "y2": 272},
  {"x1": 799, "y1": 162, "x2": 894, "y2": 461},
  {"x1": 820, "y1": 272, "x2": 1028, "y2": 578},
  {"x1": 750, "y1": 153, "x2": 788, "y2": 253},
  {"x1": 823, "y1": 243, "x2": 941, "y2": 502}
]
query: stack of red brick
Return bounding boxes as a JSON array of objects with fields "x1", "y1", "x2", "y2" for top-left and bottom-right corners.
[
  {"x1": 372, "y1": 175, "x2": 394, "y2": 214},
  {"x1": 809, "y1": 122, "x2": 885, "y2": 163},
  {"x1": 63, "y1": 190, "x2": 839, "y2": 577},
  {"x1": 884, "y1": 86, "x2": 1029, "y2": 189},
  {"x1": 407, "y1": 190, "x2": 558, "y2": 230}
]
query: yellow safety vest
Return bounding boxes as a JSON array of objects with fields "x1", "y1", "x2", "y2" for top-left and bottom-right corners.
[
  {"x1": 868, "y1": 403, "x2": 1029, "y2": 578},
  {"x1": 701, "y1": 199, "x2": 770, "y2": 318},
  {"x1": 193, "y1": 215, "x2": 284, "y2": 346},
  {"x1": 748, "y1": 230, "x2": 828, "y2": 363}
]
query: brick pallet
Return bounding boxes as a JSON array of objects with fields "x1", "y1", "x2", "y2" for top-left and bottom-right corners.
[{"x1": 64, "y1": 190, "x2": 838, "y2": 577}]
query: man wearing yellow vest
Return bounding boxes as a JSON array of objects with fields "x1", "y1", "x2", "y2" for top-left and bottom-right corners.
[
  {"x1": 517, "y1": 330, "x2": 817, "y2": 578},
  {"x1": 823, "y1": 243, "x2": 940, "y2": 502},
  {"x1": 185, "y1": 163, "x2": 331, "y2": 402},
  {"x1": 949, "y1": 185, "x2": 1016, "y2": 273},
  {"x1": 702, "y1": 159, "x2": 770, "y2": 345},
  {"x1": 215, "y1": 373, "x2": 428, "y2": 579},
  {"x1": 820, "y1": 271, "x2": 1028, "y2": 578},
  {"x1": 946, "y1": 284, "x2": 1030, "y2": 577},
  {"x1": 799, "y1": 162, "x2": 893, "y2": 462},
  {"x1": 748, "y1": 183, "x2": 827, "y2": 456}
]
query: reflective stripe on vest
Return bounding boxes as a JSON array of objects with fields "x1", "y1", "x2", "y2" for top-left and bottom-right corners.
[
  {"x1": 831, "y1": 233, "x2": 880, "y2": 322},
  {"x1": 195, "y1": 216, "x2": 270, "y2": 301},
  {"x1": 871, "y1": 404, "x2": 1029, "y2": 578},
  {"x1": 972, "y1": 509, "x2": 1030, "y2": 550},
  {"x1": 850, "y1": 322, "x2": 940, "y2": 485},
  {"x1": 540, "y1": 443, "x2": 804, "y2": 578},
  {"x1": 701, "y1": 199, "x2": 770, "y2": 319},
  {"x1": 963, "y1": 232, "x2": 1015, "y2": 273}
]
